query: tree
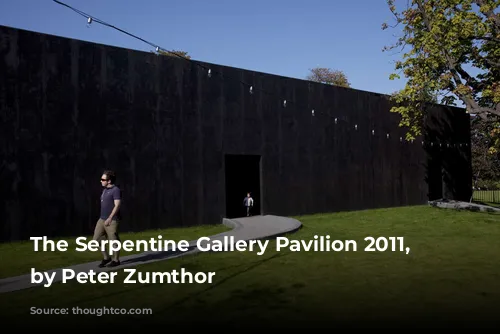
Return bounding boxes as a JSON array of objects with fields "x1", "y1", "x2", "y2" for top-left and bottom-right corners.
[
  {"x1": 470, "y1": 115, "x2": 500, "y2": 188},
  {"x1": 306, "y1": 67, "x2": 351, "y2": 87},
  {"x1": 382, "y1": 0, "x2": 500, "y2": 148},
  {"x1": 158, "y1": 49, "x2": 191, "y2": 59}
]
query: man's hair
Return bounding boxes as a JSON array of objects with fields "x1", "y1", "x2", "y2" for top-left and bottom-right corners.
[{"x1": 103, "y1": 170, "x2": 116, "y2": 184}]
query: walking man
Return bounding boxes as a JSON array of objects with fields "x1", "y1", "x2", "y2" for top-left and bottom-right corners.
[
  {"x1": 93, "y1": 170, "x2": 121, "y2": 268},
  {"x1": 243, "y1": 192, "x2": 254, "y2": 217}
]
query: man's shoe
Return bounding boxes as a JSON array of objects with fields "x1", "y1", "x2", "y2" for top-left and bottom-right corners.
[
  {"x1": 98, "y1": 259, "x2": 111, "y2": 268},
  {"x1": 107, "y1": 260, "x2": 120, "y2": 267}
]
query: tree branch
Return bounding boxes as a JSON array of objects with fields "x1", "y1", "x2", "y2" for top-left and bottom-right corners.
[
  {"x1": 484, "y1": 58, "x2": 500, "y2": 67},
  {"x1": 473, "y1": 0, "x2": 500, "y2": 31},
  {"x1": 414, "y1": 0, "x2": 500, "y2": 118},
  {"x1": 471, "y1": 35, "x2": 500, "y2": 44},
  {"x1": 455, "y1": 64, "x2": 482, "y2": 89}
]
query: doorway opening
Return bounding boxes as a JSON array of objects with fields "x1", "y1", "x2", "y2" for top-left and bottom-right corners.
[{"x1": 224, "y1": 154, "x2": 261, "y2": 218}]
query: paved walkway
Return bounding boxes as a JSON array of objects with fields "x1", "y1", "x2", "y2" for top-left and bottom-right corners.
[
  {"x1": 0, "y1": 215, "x2": 302, "y2": 294},
  {"x1": 428, "y1": 199, "x2": 500, "y2": 213}
]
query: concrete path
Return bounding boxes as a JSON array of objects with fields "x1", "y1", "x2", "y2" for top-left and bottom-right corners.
[
  {"x1": 428, "y1": 199, "x2": 500, "y2": 213},
  {"x1": 0, "y1": 215, "x2": 302, "y2": 294}
]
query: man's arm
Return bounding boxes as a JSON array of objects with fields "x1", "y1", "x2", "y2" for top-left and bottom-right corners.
[
  {"x1": 108, "y1": 199, "x2": 121, "y2": 221},
  {"x1": 105, "y1": 188, "x2": 121, "y2": 224}
]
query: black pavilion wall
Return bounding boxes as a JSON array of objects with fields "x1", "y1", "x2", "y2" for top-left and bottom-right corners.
[{"x1": 0, "y1": 26, "x2": 471, "y2": 241}]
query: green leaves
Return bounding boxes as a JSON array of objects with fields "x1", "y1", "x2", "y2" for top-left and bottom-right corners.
[
  {"x1": 382, "y1": 0, "x2": 500, "y2": 148},
  {"x1": 306, "y1": 67, "x2": 351, "y2": 88},
  {"x1": 158, "y1": 50, "x2": 191, "y2": 59},
  {"x1": 389, "y1": 73, "x2": 401, "y2": 80}
]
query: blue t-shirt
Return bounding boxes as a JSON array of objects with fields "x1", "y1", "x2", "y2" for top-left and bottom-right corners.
[{"x1": 100, "y1": 185, "x2": 121, "y2": 220}]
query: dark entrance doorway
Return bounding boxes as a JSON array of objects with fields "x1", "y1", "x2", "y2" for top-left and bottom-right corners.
[{"x1": 225, "y1": 154, "x2": 261, "y2": 218}]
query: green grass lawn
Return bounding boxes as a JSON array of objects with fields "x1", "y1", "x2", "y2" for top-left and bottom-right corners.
[
  {"x1": 1, "y1": 205, "x2": 500, "y2": 329},
  {"x1": 0, "y1": 224, "x2": 230, "y2": 279}
]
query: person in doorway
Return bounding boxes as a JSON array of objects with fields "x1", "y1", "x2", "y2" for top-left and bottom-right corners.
[
  {"x1": 93, "y1": 170, "x2": 122, "y2": 268},
  {"x1": 243, "y1": 192, "x2": 254, "y2": 216}
]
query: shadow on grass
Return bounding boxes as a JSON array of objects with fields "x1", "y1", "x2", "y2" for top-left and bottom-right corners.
[
  {"x1": 119, "y1": 246, "x2": 199, "y2": 265},
  {"x1": 155, "y1": 252, "x2": 290, "y2": 313},
  {"x1": 56, "y1": 251, "x2": 289, "y2": 309}
]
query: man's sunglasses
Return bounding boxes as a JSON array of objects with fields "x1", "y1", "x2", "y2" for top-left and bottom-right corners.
[{"x1": 101, "y1": 178, "x2": 108, "y2": 181}]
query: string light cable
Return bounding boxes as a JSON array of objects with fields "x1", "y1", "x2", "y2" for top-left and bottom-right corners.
[{"x1": 51, "y1": 0, "x2": 469, "y2": 149}]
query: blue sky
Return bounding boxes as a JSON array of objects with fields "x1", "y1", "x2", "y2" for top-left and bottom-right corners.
[{"x1": 1, "y1": 0, "x2": 407, "y2": 96}]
